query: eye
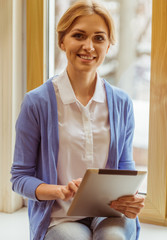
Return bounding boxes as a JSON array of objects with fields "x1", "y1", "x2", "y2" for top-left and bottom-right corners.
[
  {"x1": 72, "y1": 33, "x2": 85, "y2": 40},
  {"x1": 94, "y1": 35, "x2": 105, "y2": 42}
]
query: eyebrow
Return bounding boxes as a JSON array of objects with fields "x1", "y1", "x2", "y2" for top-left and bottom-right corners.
[{"x1": 71, "y1": 29, "x2": 107, "y2": 35}]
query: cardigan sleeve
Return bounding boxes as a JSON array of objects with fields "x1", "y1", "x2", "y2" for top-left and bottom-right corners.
[
  {"x1": 10, "y1": 94, "x2": 45, "y2": 201},
  {"x1": 118, "y1": 97, "x2": 135, "y2": 170},
  {"x1": 117, "y1": 98, "x2": 140, "y2": 240}
]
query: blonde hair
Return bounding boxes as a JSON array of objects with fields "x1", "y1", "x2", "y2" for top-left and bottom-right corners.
[{"x1": 56, "y1": 0, "x2": 115, "y2": 48}]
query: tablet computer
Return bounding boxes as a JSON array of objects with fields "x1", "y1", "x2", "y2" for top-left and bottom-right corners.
[{"x1": 67, "y1": 169, "x2": 147, "y2": 217}]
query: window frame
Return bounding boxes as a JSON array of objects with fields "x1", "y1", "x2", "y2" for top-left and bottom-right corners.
[
  {"x1": 139, "y1": 0, "x2": 167, "y2": 225},
  {"x1": 26, "y1": 0, "x2": 44, "y2": 91}
]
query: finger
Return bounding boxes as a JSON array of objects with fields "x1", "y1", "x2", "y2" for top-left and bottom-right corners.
[
  {"x1": 64, "y1": 192, "x2": 74, "y2": 201},
  {"x1": 117, "y1": 194, "x2": 145, "y2": 201},
  {"x1": 68, "y1": 181, "x2": 78, "y2": 193},
  {"x1": 117, "y1": 201, "x2": 144, "y2": 208},
  {"x1": 118, "y1": 200, "x2": 145, "y2": 208},
  {"x1": 61, "y1": 186, "x2": 74, "y2": 201},
  {"x1": 111, "y1": 200, "x2": 144, "y2": 211},
  {"x1": 110, "y1": 205, "x2": 138, "y2": 219},
  {"x1": 118, "y1": 194, "x2": 145, "y2": 203},
  {"x1": 124, "y1": 206, "x2": 143, "y2": 218},
  {"x1": 118, "y1": 205, "x2": 142, "y2": 214},
  {"x1": 72, "y1": 178, "x2": 82, "y2": 187},
  {"x1": 111, "y1": 204, "x2": 143, "y2": 218}
]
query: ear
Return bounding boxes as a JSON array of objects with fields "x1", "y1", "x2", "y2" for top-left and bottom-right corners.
[{"x1": 60, "y1": 42, "x2": 66, "y2": 51}]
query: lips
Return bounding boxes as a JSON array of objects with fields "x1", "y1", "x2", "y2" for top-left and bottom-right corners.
[{"x1": 77, "y1": 54, "x2": 96, "y2": 60}]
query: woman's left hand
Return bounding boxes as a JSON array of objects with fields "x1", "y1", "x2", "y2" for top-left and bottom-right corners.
[{"x1": 110, "y1": 194, "x2": 145, "y2": 219}]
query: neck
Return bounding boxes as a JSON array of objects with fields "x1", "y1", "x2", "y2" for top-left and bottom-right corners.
[{"x1": 66, "y1": 67, "x2": 97, "y2": 106}]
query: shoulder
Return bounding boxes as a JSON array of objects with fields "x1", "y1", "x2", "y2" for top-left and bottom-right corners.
[
  {"x1": 104, "y1": 79, "x2": 133, "y2": 108},
  {"x1": 23, "y1": 78, "x2": 55, "y2": 108},
  {"x1": 18, "y1": 78, "x2": 57, "y2": 124},
  {"x1": 26, "y1": 79, "x2": 53, "y2": 101},
  {"x1": 103, "y1": 80, "x2": 134, "y2": 130}
]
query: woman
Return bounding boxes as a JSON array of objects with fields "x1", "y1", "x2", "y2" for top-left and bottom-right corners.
[{"x1": 11, "y1": 0, "x2": 145, "y2": 239}]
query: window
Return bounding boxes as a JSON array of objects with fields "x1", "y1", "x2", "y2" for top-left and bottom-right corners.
[{"x1": 49, "y1": 0, "x2": 151, "y2": 194}]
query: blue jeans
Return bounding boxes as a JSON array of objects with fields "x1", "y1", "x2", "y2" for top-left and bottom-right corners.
[{"x1": 44, "y1": 216, "x2": 136, "y2": 240}]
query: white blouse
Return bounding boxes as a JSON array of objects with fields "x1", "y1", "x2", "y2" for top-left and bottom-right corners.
[{"x1": 49, "y1": 70, "x2": 110, "y2": 227}]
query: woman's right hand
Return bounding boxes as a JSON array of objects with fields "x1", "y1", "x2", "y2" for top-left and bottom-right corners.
[
  {"x1": 55, "y1": 178, "x2": 82, "y2": 201},
  {"x1": 35, "y1": 178, "x2": 82, "y2": 201}
]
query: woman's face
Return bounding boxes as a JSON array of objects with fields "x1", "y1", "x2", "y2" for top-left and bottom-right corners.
[{"x1": 61, "y1": 14, "x2": 110, "y2": 75}]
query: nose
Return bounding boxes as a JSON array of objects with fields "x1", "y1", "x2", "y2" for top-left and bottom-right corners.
[{"x1": 82, "y1": 38, "x2": 95, "y2": 52}]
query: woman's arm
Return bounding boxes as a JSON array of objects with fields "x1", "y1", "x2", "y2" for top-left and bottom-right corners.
[
  {"x1": 10, "y1": 94, "x2": 44, "y2": 200},
  {"x1": 119, "y1": 97, "x2": 136, "y2": 170},
  {"x1": 112, "y1": 97, "x2": 145, "y2": 218},
  {"x1": 35, "y1": 178, "x2": 82, "y2": 201}
]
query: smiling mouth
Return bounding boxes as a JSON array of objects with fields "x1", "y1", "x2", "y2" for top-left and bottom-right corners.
[{"x1": 77, "y1": 54, "x2": 96, "y2": 60}]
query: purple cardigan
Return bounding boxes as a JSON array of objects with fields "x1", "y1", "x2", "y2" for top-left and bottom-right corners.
[{"x1": 11, "y1": 78, "x2": 140, "y2": 240}]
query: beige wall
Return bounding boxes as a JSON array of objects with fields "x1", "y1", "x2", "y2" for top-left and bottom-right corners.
[{"x1": 0, "y1": 0, "x2": 23, "y2": 212}]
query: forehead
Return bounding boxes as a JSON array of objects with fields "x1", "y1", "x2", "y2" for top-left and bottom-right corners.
[{"x1": 70, "y1": 14, "x2": 109, "y2": 34}]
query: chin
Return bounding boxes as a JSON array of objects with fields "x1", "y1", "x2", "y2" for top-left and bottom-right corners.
[
  {"x1": 77, "y1": 67, "x2": 96, "y2": 74},
  {"x1": 76, "y1": 63, "x2": 98, "y2": 72}
]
